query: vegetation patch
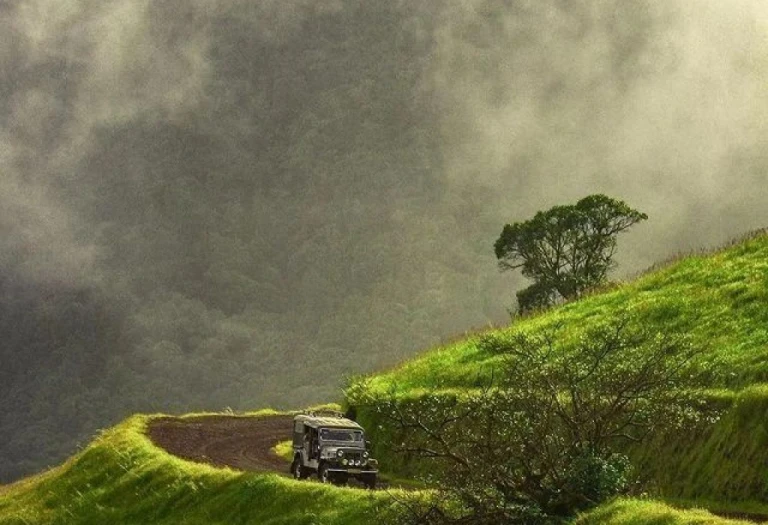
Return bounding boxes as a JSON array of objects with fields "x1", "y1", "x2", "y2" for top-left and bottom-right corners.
[
  {"x1": 630, "y1": 385, "x2": 768, "y2": 503},
  {"x1": 574, "y1": 498, "x2": 753, "y2": 525},
  {"x1": 272, "y1": 440, "x2": 293, "y2": 462}
]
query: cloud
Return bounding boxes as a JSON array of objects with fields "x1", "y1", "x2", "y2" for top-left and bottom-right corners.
[
  {"x1": 0, "y1": 162, "x2": 97, "y2": 284},
  {"x1": 430, "y1": 0, "x2": 768, "y2": 268},
  {"x1": 3, "y1": 0, "x2": 766, "y2": 287},
  {"x1": 1, "y1": 0, "x2": 219, "y2": 284}
]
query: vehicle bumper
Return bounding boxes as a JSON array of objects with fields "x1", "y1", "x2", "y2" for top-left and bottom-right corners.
[{"x1": 325, "y1": 468, "x2": 378, "y2": 475}]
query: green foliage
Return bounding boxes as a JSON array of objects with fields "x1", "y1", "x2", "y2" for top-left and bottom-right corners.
[
  {"x1": 494, "y1": 194, "x2": 647, "y2": 312},
  {"x1": 476, "y1": 332, "x2": 513, "y2": 355},
  {"x1": 564, "y1": 451, "x2": 633, "y2": 508},
  {"x1": 515, "y1": 280, "x2": 559, "y2": 314},
  {"x1": 354, "y1": 318, "x2": 709, "y2": 523},
  {"x1": 496, "y1": 317, "x2": 709, "y2": 451}
]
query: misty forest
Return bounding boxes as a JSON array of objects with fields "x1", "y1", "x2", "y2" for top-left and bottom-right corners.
[{"x1": 2, "y1": 0, "x2": 768, "y2": 484}]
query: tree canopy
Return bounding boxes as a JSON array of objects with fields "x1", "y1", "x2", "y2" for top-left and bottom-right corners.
[{"x1": 494, "y1": 194, "x2": 647, "y2": 312}]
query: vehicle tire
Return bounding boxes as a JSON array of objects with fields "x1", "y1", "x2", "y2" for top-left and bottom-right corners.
[
  {"x1": 363, "y1": 474, "x2": 377, "y2": 490},
  {"x1": 291, "y1": 456, "x2": 302, "y2": 480},
  {"x1": 318, "y1": 462, "x2": 331, "y2": 484},
  {"x1": 292, "y1": 456, "x2": 310, "y2": 480},
  {"x1": 332, "y1": 473, "x2": 348, "y2": 486}
]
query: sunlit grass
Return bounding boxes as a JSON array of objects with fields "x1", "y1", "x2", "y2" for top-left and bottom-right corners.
[
  {"x1": 575, "y1": 498, "x2": 754, "y2": 525},
  {"x1": 4, "y1": 234, "x2": 768, "y2": 524},
  {"x1": 665, "y1": 498, "x2": 768, "y2": 523},
  {"x1": 272, "y1": 440, "x2": 293, "y2": 462},
  {"x1": 0, "y1": 414, "x2": 401, "y2": 525},
  {"x1": 365, "y1": 231, "x2": 768, "y2": 395}
]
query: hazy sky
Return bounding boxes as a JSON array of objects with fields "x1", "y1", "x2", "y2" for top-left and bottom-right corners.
[
  {"x1": 3, "y1": 0, "x2": 767, "y2": 286},
  {"x1": 430, "y1": 0, "x2": 768, "y2": 269}
]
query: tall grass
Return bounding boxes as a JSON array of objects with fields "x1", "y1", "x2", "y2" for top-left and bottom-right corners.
[
  {"x1": 575, "y1": 498, "x2": 754, "y2": 525},
  {"x1": 363, "y1": 232, "x2": 768, "y2": 395}
]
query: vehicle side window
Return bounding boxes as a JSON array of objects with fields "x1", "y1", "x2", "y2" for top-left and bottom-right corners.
[{"x1": 310, "y1": 428, "x2": 319, "y2": 458}]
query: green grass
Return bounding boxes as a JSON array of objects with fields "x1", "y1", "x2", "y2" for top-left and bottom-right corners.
[
  {"x1": 362, "y1": 231, "x2": 768, "y2": 396},
  {"x1": 0, "y1": 414, "x2": 400, "y2": 525},
  {"x1": 627, "y1": 384, "x2": 768, "y2": 501},
  {"x1": 575, "y1": 498, "x2": 755, "y2": 525},
  {"x1": 665, "y1": 498, "x2": 768, "y2": 523},
  {"x1": 272, "y1": 440, "x2": 293, "y2": 462}
]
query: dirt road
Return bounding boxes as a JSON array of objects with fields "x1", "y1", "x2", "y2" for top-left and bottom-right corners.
[{"x1": 148, "y1": 414, "x2": 294, "y2": 474}]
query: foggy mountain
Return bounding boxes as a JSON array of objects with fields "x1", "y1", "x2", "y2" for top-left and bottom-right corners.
[{"x1": 1, "y1": 0, "x2": 767, "y2": 483}]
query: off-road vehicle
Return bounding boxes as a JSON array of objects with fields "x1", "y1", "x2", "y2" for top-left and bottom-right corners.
[{"x1": 290, "y1": 410, "x2": 378, "y2": 488}]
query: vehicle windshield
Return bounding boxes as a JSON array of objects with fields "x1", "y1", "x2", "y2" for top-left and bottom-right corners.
[{"x1": 319, "y1": 428, "x2": 363, "y2": 442}]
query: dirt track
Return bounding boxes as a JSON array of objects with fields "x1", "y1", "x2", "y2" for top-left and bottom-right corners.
[{"x1": 148, "y1": 414, "x2": 294, "y2": 474}]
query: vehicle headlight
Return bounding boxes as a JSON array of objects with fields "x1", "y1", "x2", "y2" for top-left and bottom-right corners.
[
  {"x1": 336, "y1": 449, "x2": 344, "y2": 458},
  {"x1": 341, "y1": 459, "x2": 348, "y2": 465},
  {"x1": 363, "y1": 451, "x2": 369, "y2": 459}
]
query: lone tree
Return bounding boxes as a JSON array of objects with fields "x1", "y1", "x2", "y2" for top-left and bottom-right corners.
[{"x1": 494, "y1": 194, "x2": 647, "y2": 312}]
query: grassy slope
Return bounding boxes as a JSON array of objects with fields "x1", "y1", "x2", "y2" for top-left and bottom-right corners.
[
  {"x1": 350, "y1": 231, "x2": 768, "y2": 521},
  {"x1": 363, "y1": 231, "x2": 768, "y2": 395},
  {"x1": 0, "y1": 414, "x2": 398, "y2": 525},
  {"x1": 576, "y1": 499, "x2": 755, "y2": 525},
  {"x1": 630, "y1": 385, "x2": 768, "y2": 503}
]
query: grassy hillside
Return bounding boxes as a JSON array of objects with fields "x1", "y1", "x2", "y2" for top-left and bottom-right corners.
[
  {"x1": 0, "y1": 414, "x2": 397, "y2": 525},
  {"x1": 347, "y1": 231, "x2": 768, "y2": 519},
  {"x1": 361, "y1": 230, "x2": 768, "y2": 397}
]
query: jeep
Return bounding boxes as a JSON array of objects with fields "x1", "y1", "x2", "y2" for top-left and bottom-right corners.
[{"x1": 290, "y1": 410, "x2": 378, "y2": 488}]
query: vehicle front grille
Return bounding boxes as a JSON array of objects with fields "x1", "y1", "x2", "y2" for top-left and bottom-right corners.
[{"x1": 344, "y1": 451, "x2": 363, "y2": 461}]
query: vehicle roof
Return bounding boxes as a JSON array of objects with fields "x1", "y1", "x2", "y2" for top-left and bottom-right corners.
[{"x1": 293, "y1": 414, "x2": 364, "y2": 430}]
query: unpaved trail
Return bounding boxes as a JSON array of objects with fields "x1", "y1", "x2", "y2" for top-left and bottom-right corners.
[{"x1": 148, "y1": 414, "x2": 293, "y2": 474}]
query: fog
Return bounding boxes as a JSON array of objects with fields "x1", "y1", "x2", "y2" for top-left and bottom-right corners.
[
  {"x1": 433, "y1": 0, "x2": 768, "y2": 267},
  {"x1": 1, "y1": 0, "x2": 766, "y2": 482}
]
